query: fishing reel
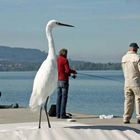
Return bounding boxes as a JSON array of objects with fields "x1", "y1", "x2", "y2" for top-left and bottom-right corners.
[{"x1": 71, "y1": 74, "x2": 77, "y2": 79}]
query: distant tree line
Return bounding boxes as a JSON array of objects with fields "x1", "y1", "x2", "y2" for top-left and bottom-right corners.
[
  {"x1": 0, "y1": 46, "x2": 122, "y2": 71},
  {"x1": 69, "y1": 60, "x2": 121, "y2": 70},
  {"x1": 0, "y1": 60, "x2": 121, "y2": 71},
  {"x1": 0, "y1": 60, "x2": 41, "y2": 71}
]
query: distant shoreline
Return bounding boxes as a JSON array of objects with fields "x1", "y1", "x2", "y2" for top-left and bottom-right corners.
[
  {"x1": 0, "y1": 62, "x2": 121, "y2": 71},
  {"x1": 0, "y1": 46, "x2": 121, "y2": 71}
]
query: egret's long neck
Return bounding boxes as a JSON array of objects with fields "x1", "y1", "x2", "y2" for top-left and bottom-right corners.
[{"x1": 46, "y1": 28, "x2": 56, "y2": 59}]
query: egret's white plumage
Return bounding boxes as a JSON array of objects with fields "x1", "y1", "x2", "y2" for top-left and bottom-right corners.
[{"x1": 29, "y1": 20, "x2": 74, "y2": 111}]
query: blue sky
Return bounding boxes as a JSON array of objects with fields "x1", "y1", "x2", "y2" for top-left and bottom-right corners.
[{"x1": 0, "y1": 0, "x2": 140, "y2": 62}]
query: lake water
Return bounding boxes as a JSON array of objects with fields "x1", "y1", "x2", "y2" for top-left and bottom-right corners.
[{"x1": 0, "y1": 70, "x2": 125, "y2": 116}]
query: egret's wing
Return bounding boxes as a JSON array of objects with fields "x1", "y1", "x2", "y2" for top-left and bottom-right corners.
[{"x1": 29, "y1": 57, "x2": 57, "y2": 111}]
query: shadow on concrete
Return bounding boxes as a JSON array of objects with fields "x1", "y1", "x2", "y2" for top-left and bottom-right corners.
[{"x1": 66, "y1": 125, "x2": 140, "y2": 134}]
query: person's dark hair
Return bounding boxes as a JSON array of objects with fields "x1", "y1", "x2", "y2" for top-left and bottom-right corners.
[{"x1": 59, "y1": 48, "x2": 67, "y2": 56}]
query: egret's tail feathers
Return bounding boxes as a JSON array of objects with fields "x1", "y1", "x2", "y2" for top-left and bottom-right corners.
[
  {"x1": 29, "y1": 103, "x2": 41, "y2": 112},
  {"x1": 29, "y1": 95, "x2": 43, "y2": 112}
]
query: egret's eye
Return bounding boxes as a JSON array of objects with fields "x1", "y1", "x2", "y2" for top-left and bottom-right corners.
[{"x1": 56, "y1": 22, "x2": 60, "y2": 25}]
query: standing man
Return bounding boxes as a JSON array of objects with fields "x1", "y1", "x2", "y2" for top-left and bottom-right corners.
[
  {"x1": 122, "y1": 43, "x2": 140, "y2": 124},
  {"x1": 56, "y1": 48, "x2": 77, "y2": 119}
]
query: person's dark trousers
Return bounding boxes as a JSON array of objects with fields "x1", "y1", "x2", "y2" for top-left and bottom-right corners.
[{"x1": 56, "y1": 80, "x2": 69, "y2": 118}]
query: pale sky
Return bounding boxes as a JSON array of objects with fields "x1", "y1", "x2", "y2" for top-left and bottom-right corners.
[{"x1": 0, "y1": 0, "x2": 140, "y2": 62}]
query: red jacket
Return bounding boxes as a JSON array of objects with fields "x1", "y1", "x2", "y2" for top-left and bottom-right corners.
[{"x1": 57, "y1": 55, "x2": 76, "y2": 81}]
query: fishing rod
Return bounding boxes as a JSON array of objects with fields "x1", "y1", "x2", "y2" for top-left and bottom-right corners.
[{"x1": 71, "y1": 72, "x2": 123, "y2": 83}]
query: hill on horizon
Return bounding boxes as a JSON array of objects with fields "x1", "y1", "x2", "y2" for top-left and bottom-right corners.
[{"x1": 0, "y1": 46, "x2": 47, "y2": 63}]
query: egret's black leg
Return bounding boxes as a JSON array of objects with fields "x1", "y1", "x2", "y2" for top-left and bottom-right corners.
[
  {"x1": 39, "y1": 106, "x2": 43, "y2": 129},
  {"x1": 44, "y1": 96, "x2": 51, "y2": 128}
]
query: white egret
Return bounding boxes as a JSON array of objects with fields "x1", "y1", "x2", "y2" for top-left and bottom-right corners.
[{"x1": 29, "y1": 20, "x2": 74, "y2": 128}]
